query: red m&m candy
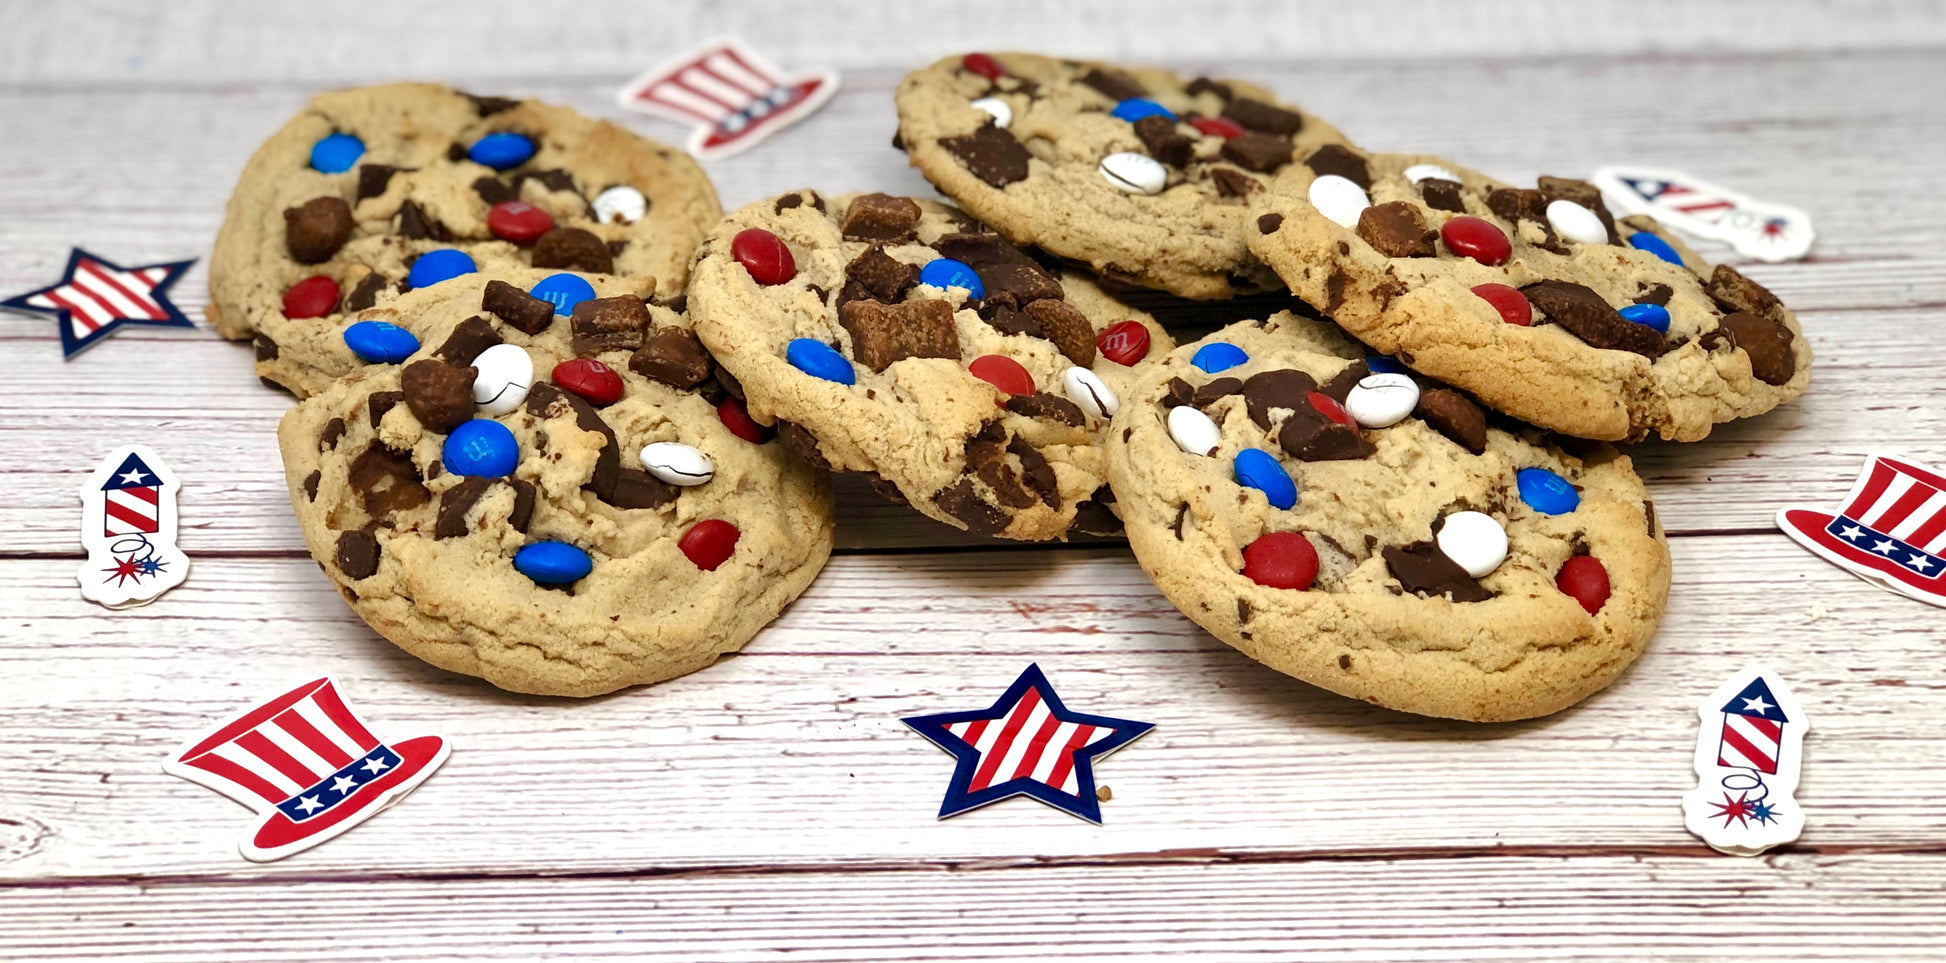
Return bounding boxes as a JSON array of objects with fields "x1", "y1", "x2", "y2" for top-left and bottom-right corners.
[
  {"x1": 1440, "y1": 216, "x2": 1512, "y2": 266},
  {"x1": 680, "y1": 519, "x2": 740, "y2": 571},
  {"x1": 551, "y1": 358, "x2": 624, "y2": 406},
  {"x1": 968, "y1": 354, "x2": 1034, "y2": 399},
  {"x1": 1307, "y1": 391, "x2": 1354, "y2": 427},
  {"x1": 1097, "y1": 320, "x2": 1152, "y2": 366},
  {"x1": 486, "y1": 201, "x2": 554, "y2": 245},
  {"x1": 1557, "y1": 555, "x2": 1611, "y2": 614},
  {"x1": 1190, "y1": 116, "x2": 1245, "y2": 139},
  {"x1": 282, "y1": 275, "x2": 341, "y2": 319},
  {"x1": 1242, "y1": 531, "x2": 1319, "y2": 590},
  {"x1": 717, "y1": 395, "x2": 773, "y2": 444},
  {"x1": 731, "y1": 228, "x2": 796, "y2": 285},
  {"x1": 1471, "y1": 283, "x2": 1532, "y2": 325},
  {"x1": 962, "y1": 53, "x2": 1006, "y2": 80}
]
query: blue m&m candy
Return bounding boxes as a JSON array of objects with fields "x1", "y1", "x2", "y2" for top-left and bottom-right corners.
[
  {"x1": 1516, "y1": 467, "x2": 1581, "y2": 515},
  {"x1": 1191, "y1": 342, "x2": 1249, "y2": 373},
  {"x1": 919, "y1": 258, "x2": 984, "y2": 299},
  {"x1": 513, "y1": 541, "x2": 593, "y2": 585},
  {"x1": 406, "y1": 249, "x2": 477, "y2": 290},
  {"x1": 342, "y1": 321, "x2": 420, "y2": 364},
  {"x1": 787, "y1": 338, "x2": 855, "y2": 385},
  {"x1": 443, "y1": 419, "x2": 519, "y2": 477},
  {"x1": 1112, "y1": 98, "x2": 1176, "y2": 123},
  {"x1": 1627, "y1": 231, "x2": 1683, "y2": 266},
  {"x1": 1234, "y1": 448, "x2": 1297, "y2": 510},
  {"x1": 468, "y1": 132, "x2": 537, "y2": 171},
  {"x1": 529, "y1": 273, "x2": 597, "y2": 316},
  {"x1": 309, "y1": 132, "x2": 364, "y2": 173},
  {"x1": 1364, "y1": 355, "x2": 1409, "y2": 375},
  {"x1": 1618, "y1": 302, "x2": 1671, "y2": 334}
]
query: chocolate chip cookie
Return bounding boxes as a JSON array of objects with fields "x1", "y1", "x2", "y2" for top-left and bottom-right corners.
[
  {"x1": 1105, "y1": 317, "x2": 1670, "y2": 722},
  {"x1": 277, "y1": 272, "x2": 832, "y2": 697},
  {"x1": 689, "y1": 190, "x2": 1173, "y2": 541},
  {"x1": 1245, "y1": 149, "x2": 1810, "y2": 441},
  {"x1": 894, "y1": 53, "x2": 1355, "y2": 300},
  {"x1": 210, "y1": 83, "x2": 721, "y2": 355}
]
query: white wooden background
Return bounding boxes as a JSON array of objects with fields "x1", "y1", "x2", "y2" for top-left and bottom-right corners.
[{"x1": 4, "y1": 2, "x2": 1946, "y2": 959}]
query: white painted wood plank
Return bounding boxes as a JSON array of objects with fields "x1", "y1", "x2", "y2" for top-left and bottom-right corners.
[
  {"x1": 2, "y1": 536, "x2": 1938, "y2": 882},
  {"x1": 5, "y1": 854, "x2": 1945, "y2": 961}
]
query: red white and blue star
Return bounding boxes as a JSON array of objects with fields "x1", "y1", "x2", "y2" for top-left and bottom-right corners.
[
  {"x1": 2, "y1": 248, "x2": 196, "y2": 358},
  {"x1": 901, "y1": 663, "x2": 1152, "y2": 823}
]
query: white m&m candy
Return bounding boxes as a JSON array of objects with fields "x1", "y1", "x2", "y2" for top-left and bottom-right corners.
[
  {"x1": 1100, "y1": 152, "x2": 1167, "y2": 195},
  {"x1": 1436, "y1": 511, "x2": 1508, "y2": 578},
  {"x1": 1167, "y1": 405, "x2": 1222, "y2": 457},
  {"x1": 1403, "y1": 163, "x2": 1461, "y2": 185},
  {"x1": 1063, "y1": 367, "x2": 1119, "y2": 420},
  {"x1": 1308, "y1": 174, "x2": 1370, "y2": 228},
  {"x1": 471, "y1": 343, "x2": 534, "y2": 416},
  {"x1": 640, "y1": 442, "x2": 714, "y2": 486},
  {"x1": 593, "y1": 186, "x2": 648, "y2": 225},
  {"x1": 1343, "y1": 373, "x2": 1419, "y2": 428},
  {"x1": 1545, "y1": 199, "x2": 1608, "y2": 244},
  {"x1": 970, "y1": 97, "x2": 1012, "y2": 128}
]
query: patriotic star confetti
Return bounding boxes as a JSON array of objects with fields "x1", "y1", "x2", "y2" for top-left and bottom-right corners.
[
  {"x1": 2, "y1": 248, "x2": 196, "y2": 358},
  {"x1": 901, "y1": 664, "x2": 1152, "y2": 823}
]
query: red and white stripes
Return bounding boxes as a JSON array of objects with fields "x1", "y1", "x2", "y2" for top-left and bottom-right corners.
[
  {"x1": 28, "y1": 256, "x2": 172, "y2": 335},
  {"x1": 103, "y1": 484, "x2": 160, "y2": 536},
  {"x1": 945, "y1": 688, "x2": 1108, "y2": 795}
]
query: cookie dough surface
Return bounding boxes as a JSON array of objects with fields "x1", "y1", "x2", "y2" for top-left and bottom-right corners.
[
  {"x1": 1105, "y1": 317, "x2": 1670, "y2": 722},
  {"x1": 1246, "y1": 149, "x2": 1810, "y2": 441},
  {"x1": 690, "y1": 191, "x2": 1174, "y2": 541},
  {"x1": 278, "y1": 273, "x2": 833, "y2": 697},
  {"x1": 211, "y1": 83, "x2": 721, "y2": 346},
  {"x1": 895, "y1": 53, "x2": 1354, "y2": 300}
]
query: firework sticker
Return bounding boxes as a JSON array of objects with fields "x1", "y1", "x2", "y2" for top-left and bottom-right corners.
[
  {"x1": 1681, "y1": 665, "x2": 1808, "y2": 856},
  {"x1": 617, "y1": 37, "x2": 839, "y2": 160},
  {"x1": 78, "y1": 444, "x2": 190, "y2": 608},
  {"x1": 1778, "y1": 452, "x2": 1946, "y2": 608},
  {"x1": 164, "y1": 677, "x2": 451, "y2": 862},
  {"x1": 1593, "y1": 165, "x2": 1813, "y2": 263}
]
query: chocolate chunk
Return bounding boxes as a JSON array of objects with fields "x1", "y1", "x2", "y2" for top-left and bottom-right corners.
[
  {"x1": 838, "y1": 298, "x2": 960, "y2": 371},
  {"x1": 974, "y1": 450, "x2": 1036, "y2": 509},
  {"x1": 1239, "y1": 596, "x2": 1254, "y2": 625},
  {"x1": 1420, "y1": 178, "x2": 1465, "y2": 213},
  {"x1": 1325, "y1": 268, "x2": 1350, "y2": 313},
  {"x1": 608, "y1": 467, "x2": 680, "y2": 510},
  {"x1": 284, "y1": 197, "x2": 353, "y2": 264},
  {"x1": 463, "y1": 93, "x2": 520, "y2": 115},
  {"x1": 1242, "y1": 368, "x2": 1319, "y2": 428},
  {"x1": 1078, "y1": 66, "x2": 1146, "y2": 101},
  {"x1": 844, "y1": 246, "x2": 920, "y2": 302},
  {"x1": 1634, "y1": 283, "x2": 1673, "y2": 306},
  {"x1": 396, "y1": 200, "x2": 450, "y2": 241},
  {"x1": 977, "y1": 262, "x2": 1064, "y2": 307},
  {"x1": 435, "y1": 476, "x2": 493, "y2": 539},
  {"x1": 434, "y1": 316, "x2": 503, "y2": 366},
  {"x1": 524, "y1": 382, "x2": 619, "y2": 501},
  {"x1": 356, "y1": 164, "x2": 404, "y2": 201},
  {"x1": 1211, "y1": 168, "x2": 1260, "y2": 198},
  {"x1": 1305, "y1": 144, "x2": 1370, "y2": 190},
  {"x1": 1413, "y1": 388, "x2": 1488, "y2": 454},
  {"x1": 1382, "y1": 541, "x2": 1491, "y2": 602},
  {"x1": 349, "y1": 444, "x2": 429, "y2": 516},
  {"x1": 1356, "y1": 201, "x2": 1437, "y2": 258},
  {"x1": 569, "y1": 296, "x2": 651, "y2": 356},
  {"x1": 1537, "y1": 175, "x2": 1618, "y2": 242},
  {"x1": 302, "y1": 470, "x2": 320, "y2": 501},
  {"x1": 774, "y1": 192, "x2": 806, "y2": 213},
  {"x1": 253, "y1": 333, "x2": 279, "y2": 361},
  {"x1": 1134, "y1": 115, "x2": 1194, "y2": 167},
  {"x1": 939, "y1": 124, "x2": 1031, "y2": 187},
  {"x1": 532, "y1": 227, "x2": 613, "y2": 273},
  {"x1": 1256, "y1": 212, "x2": 1283, "y2": 234},
  {"x1": 319, "y1": 417, "x2": 346, "y2": 451},
  {"x1": 1705, "y1": 264, "x2": 1783, "y2": 317},
  {"x1": 1172, "y1": 502, "x2": 1189, "y2": 538},
  {"x1": 931, "y1": 232, "x2": 1038, "y2": 270},
  {"x1": 1220, "y1": 131, "x2": 1292, "y2": 174},
  {"x1": 472, "y1": 176, "x2": 515, "y2": 206},
  {"x1": 367, "y1": 390, "x2": 403, "y2": 427},
  {"x1": 1185, "y1": 77, "x2": 1233, "y2": 101},
  {"x1": 335, "y1": 530, "x2": 380, "y2": 579},
  {"x1": 481, "y1": 279, "x2": 555, "y2": 335},
  {"x1": 1192, "y1": 376, "x2": 1243, "y2": 408},
  {"x1": 522, "y1": 169, "x2": 579, "y2": 197},
  {"x1": 1487, "y1": 188, "x2": 1547, "y2": 223},
  {"x1": 1005, "y1": 392, "x2": 1085, "y2": 426},
  {"x1": 1008, "y1": 435, "x2": 1060, "y2": 508},
  {"x1": 1521, "y1": 280, "x2": 1666, "y2": 358},
  {"x1": 1278, "y1": 408, "x2": 1373, "y2": 461},
  {"x1": 1319, "y1": 362, "x2": 1370, "y2": 403},
  {"x1": 628, "y1": 327, "x2": 712, "y2": 389},
  {"x1": 346, "y1": 272, "x2": 389, "y2": 311},
  {"x1": 979, "y1": 301, "x2": 1041, "y2": 338},
  {"x1": 401, "y1": 359, "x2": 477, "y2": 433},
  {"x1": 1712, "y1": 312, "x2": 1797, "y2": 385},
  {"x1": 777, "y1": 422, "x2": 832, "y2": 471},
  {"x1": 1024, "y1": 299, "x2": 1096, "y2": 366},
  {"x1": 1221, "y1": 97, "x2": 1304, "y2": 136},
  {"x1": 1162, "y1": 377, "x2": 1196, "y2": 408},
  {"x1": 840, "y1": 193, "x2": 922, "y2": 243},
  {"x1": 934, "y1": 477, "x2": 1010, "y2": 536},
  {"x1": 963, "y1": 420, "x2": 1008, "y2": 470},
  {"x1": 447, "y1": 143, "x2": 466, "y2": 163},
  {"x1": 1069, "y1": 490, "x2": 1122, "y2": 537}
]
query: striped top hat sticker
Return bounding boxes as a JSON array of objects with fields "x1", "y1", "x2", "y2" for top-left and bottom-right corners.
[{"x1": 617, "y1": 37, "x2": 839, "y2": 160}]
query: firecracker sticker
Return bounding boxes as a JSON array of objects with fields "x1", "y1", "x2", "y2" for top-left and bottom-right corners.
[
  {"x1": 1682, "y1": 665, "x2": 1808, "y2": 856},
  {"x1": 1594, "y1": 165, "x2": 1814, "y2": 263},
  {"x1": 78, "y1": 444, "x2": 190, "y2": 608}
]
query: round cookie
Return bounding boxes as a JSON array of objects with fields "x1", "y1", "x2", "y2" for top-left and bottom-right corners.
[
  {"x1": 894, "y1": 53, "x2": 1355, "y2": 300},
  {"x1": 1105, "y1": 316, "x2": 1670, "y2": 722},
  {"x1": 211, "y1": 83, "x2": 721, "y2": 350},
  {"x1": 689, "y1": 190, "x2": 1174, "y2": 541},
  {"x1": 277, "y1": 273, "x2": 832, "y2": 698},
  {"x1": 1245, "y1": 149, "x2": 1810, "y2": 441}
]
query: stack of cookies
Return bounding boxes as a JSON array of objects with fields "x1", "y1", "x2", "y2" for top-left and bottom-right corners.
[{"x1": 214, "y1": 59, "x2": 1809, "y2": 721}]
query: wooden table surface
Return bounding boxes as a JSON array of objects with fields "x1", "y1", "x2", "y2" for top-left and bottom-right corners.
[{"x1": 5, "y1": 2, "x2": 1946, "y2": 959}]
